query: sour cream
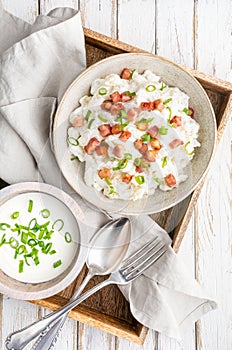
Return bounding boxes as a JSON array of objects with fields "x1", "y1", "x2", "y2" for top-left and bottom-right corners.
[{"x1": 0, "y1": 192, "x2": 79, "y2": 283}]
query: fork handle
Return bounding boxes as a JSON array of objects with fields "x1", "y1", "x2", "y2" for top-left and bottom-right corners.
[
  {"x1": 31, "y1": 271, "x2": 94, "y2": 350},
  {"x1": 5, "y1": 277, "x2": 114, "y2": 350}
]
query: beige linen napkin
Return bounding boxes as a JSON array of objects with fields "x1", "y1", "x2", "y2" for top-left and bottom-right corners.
[{"x1": 0, "y1": 2, "x2": 216, "y2": 341}]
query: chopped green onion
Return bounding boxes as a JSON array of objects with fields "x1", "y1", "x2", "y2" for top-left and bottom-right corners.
[
  {"x1": 135, "y1": 117, "x2": 154, "y2": 124},
  {"x1": 0, "y1": 223, "x2": 10, "y2": 231},
  {"x1": 183, "y1": 108, "x2": 190, "y2": 115},
  {"x1": 130, "y1": 69, "x2": 136, "y2": 79},
  {"x1": 141, "y1": 160, "x2": 150, "y2": 168},
  {"x1": 118, "y1": 159, "x2": 128, "y2": 169},
  {"x1": 65, "y1": 232, "x2": 72, "y2": 243},
  {"x1": 134, "y1": 158, "x2": 142, "y2": 167},
  {"x1": 0, "y1": 233, "x2": 6, "y2": 247},
  {"x1": 43, "y1": 242, "x2": 52, "y2": 254},
  {"x1": 9, "y1": 237, "x2": 19, "y2": 249},
  {"x1": 105, "y1": 177, "x2": 112, "y2": 185},
  {"x1": 19, "y1": 260, "x2": 24, "y2": 273},
  {"x1": 184, "y1": 141, "x2": 195, "y2": 156},
  {"x1": 125, "y1": 91, "x2": 136, "y2": 96},
  {"x1": 28, "y1": 231, "x2": 36, "y2": 239},
  {"x1": 11, "y1": 212, "x2": 19, "y2": 220},
  {"x1": 28, "y1": 200, "x2": 33, "y2": 213},
  {"x1": 135, "y1": 175, "x2": 145, "y2": 185},
  {"x1": 34, "y1": 256, "x2": 40, "y2": 265},
  {"x1": 120, "y1": 110, "x2": 127, "y2": 119},
  {"x1": 154, "y1": 177, "x2": 162, "y2": 184},
  {"x1": 163, "y1": 98, "x2": 172, "y2": 105},
  {"x1": 158, "y1": 126, "x2": 168, "y2": 135},
  {"x1": 28, "y1": 239, "x2": 37, "y2": 247},
  {"x1": 167, "y1": 106, "x2": 172, "y2": 124},
  {"x1": 98, "y1": 87, "x2": 108, "y2": 95},
  {"x1": 67, "y1": 137, "x2": 79, "y2": 146},
  {"x1": 98, "y1": 115, "x2": 108, "y2": 122},
  {"x1": 162, "y1": 156, "x2": 168, "y2": 168},
  {"x1": 120, "y1": 122, "x2": 130, "y2": 130},
  {"x1": 71, "y1": 156, "x2": 80, "y2": 161},
  {"x1": 109, "y1": 185, "x2": 116, "y2": 195},
  {"x1": 87, "y1": 118, "x2": 95, "y2": 129},
  {"x1": 38, "y1": 240, "x2": 45, "y2": 248},
  {"x1": 53, "y1": 260, "x2": 62, "y2": 268},
  {"x1": 160, "y1": 82, "x2": 166, "y2": 91},
  {"x1": 141, "y1": 134, "x2": 151, "y2": 142},
  {"x1": 40, "y1": 221, "x2": 50, "y2": 228},
  {"x1": 40, "y1": 209, "x2": 50, "y2": 219},
  {"x1": 52, "y1": 219, "x2": 64, "y2": 232},
  {"x1": 28, "y1": 218, "x2": 37, "y2": 230},
  {"x1": 145, "y1": 84, "x2": 156, "y2": 92},
  {"x1": 17, "y1": 245, "x2": 28, "y2": 255},
  {"x1": 124, "y1": 153, "x2": 132, "y2": 160},
  {"x1": 85, "y1": 109, "x2": 92, "y2": 121},
  {"x1": 44, "y1": 230, "x2": 54, "y2": 240},
  {"x1": 21, "y1": 232, "x2": 28, "y2": 244},
  {"x1": 49, "y1": 250, "x2": 56, "y2": 255}
]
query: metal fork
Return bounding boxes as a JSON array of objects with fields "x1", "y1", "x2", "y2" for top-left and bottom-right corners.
[{"x1": 5, "y1": 237, "x2": 167, "y2": 350}]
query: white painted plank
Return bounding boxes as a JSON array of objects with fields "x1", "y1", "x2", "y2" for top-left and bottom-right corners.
[
  {"x1": 155, "y1": 0, "x2": 195, "y2": 67},
  {"x1": 0, "y1": 296, "x2": 40, "y2": 350},
  {"x1": 117, "y1": 0, "x2": 155, "y2": 52},
  {"x1": 78, "y1": 322, "x2": 115, "y2": 350},
  {"x1": 195, "y1": 123, "x2": 232, "y2": 350},
  {"x1": 1, "y1": 0, "x2": 38, "y2": 23},
  {"x1": 40, "y1": 0, "x2": 78, "y2": 14},
  {"x1": 195, "y1": 0, "x2": 232, "y2": 81},
  {"x1": 40, "y1": 307, "x2": 78, "y2": 350},
  {"x1": 79, "y1": 0, "x2": 117, "y2": 37}
]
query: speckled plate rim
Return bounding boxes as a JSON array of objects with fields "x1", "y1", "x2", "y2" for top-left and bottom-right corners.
[
  {"x1": 53, "y1": 52, "x2": 217, "y2": 215},
  {"x1": 0, "y1": 182, "x2": 89, "y2": 300}
]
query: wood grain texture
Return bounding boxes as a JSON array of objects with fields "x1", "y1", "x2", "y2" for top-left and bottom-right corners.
[
  {"x1": 0, "y1": 1, "x2": 231, "y2": 350},
  {"x1": 1, "y1": 0, "x2": 38, "y2": 22}
]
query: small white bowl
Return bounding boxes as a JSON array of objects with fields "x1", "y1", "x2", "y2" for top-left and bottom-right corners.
[
  {"x1": 0, "y1": 182, "x2": 88, "y2": 300},
  {"x1": 53, "y1": 53, "x2": 216, "y2": 215}
]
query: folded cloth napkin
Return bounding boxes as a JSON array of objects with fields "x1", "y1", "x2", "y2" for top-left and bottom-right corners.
[{"x1": 0, "y1": 2, "x2": 216, "y2": 341}]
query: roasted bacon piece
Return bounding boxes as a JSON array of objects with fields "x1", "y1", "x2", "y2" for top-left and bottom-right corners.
[
  {"x1": 140, "y1": 101, "x2": 155, "y2": 110},
  {"x1": 95, "y1": 145, "x2": 108, "y2": 156},
  {"x1": 119, "y1": 130, "x2": 132, "y2": 142},
  {"x1": 145, "y1": 150, "x2": 157, "y2": 162},
  {"x1": 169, "y1": 139, "x2": 184, "y2": 149},
  {"x1": 72, "y1": 116, "x2": 84, "y2": 127},
  {"x1": 122, "y1": 173, "x2": 133, "y2": 183},
  {"x1": 110, "y1": 91, "x2": 121, "y2": 103},
  {"x1": 165, "y1": 173, "x2": 176, "y2": 187},
  {"x1": 153, "y1": 99, "x2": 165, "y2": 112},
  {"x1": 98, "y1": 168, "x2": 112, "y2": 179},
  {"x1": 121, "y1": 68, "x2": 131, "y2": 80},
  {"x1": 84, "y1": 137, "x2": 100, "y2": 155},
  {"x1": 113, "y1": 144, "x2": 125, "y2": 158},
  {"x1": 170, "y1": 115, "x2": 182, "y2": 127},
  {"x1": 148, "y1": 125, "x2": 159, "y2": 138},
  {"x1": 98, "y1": 124, "x2": 111, "y2": 137},
  {"x1": 188, "y1": 107, "x2": 194, "y2": 118},
  {"x1": 150, "y1": 138, "x2": 161, "y2": 150},
  {"x1": 111, "y1": 124, "x2": 121, "y2": 134},
  {"x1": 101, "y1": 100, "x2": 113, "y2": 111},
  {"x1": 127, "y1": 107, "x2": 140, "y2": 121}
]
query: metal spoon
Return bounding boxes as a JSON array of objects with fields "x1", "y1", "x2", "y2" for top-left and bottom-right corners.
[{"x1": 6, "y1": 217, "x2": 131, "y2": 350}]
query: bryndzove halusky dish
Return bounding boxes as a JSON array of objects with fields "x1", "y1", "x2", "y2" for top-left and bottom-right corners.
[{"x1": 67, "y1": 68, "x2": 200, "y2": 201}]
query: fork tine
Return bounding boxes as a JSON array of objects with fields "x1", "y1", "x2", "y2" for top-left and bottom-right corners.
[
  {"x1": 121, "y1": 240, "x2": 164, "y2": 275},
  {"x1": 123, "y1": 245, "x2": 167, "y2": 281},
  {"x1": 120, "y1": 237, "x2": 159, "y2": 271}
]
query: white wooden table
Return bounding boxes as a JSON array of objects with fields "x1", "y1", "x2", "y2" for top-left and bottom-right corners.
[{"x1": 0, "y1": 1, "x2": 231, "y2": 349}]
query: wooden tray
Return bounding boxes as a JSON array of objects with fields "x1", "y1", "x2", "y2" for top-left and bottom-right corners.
[{"x1": 1, "y1": 28, "x2": 232, "y2": 345}]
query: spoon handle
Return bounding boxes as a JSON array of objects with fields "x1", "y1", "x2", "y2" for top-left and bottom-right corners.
[
  {"x1": 31, "y1": 271, "x2": 94, "y2": 350},
  {"x1": 5, "y1": 277, "x2": 113, "y2": 350}
]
